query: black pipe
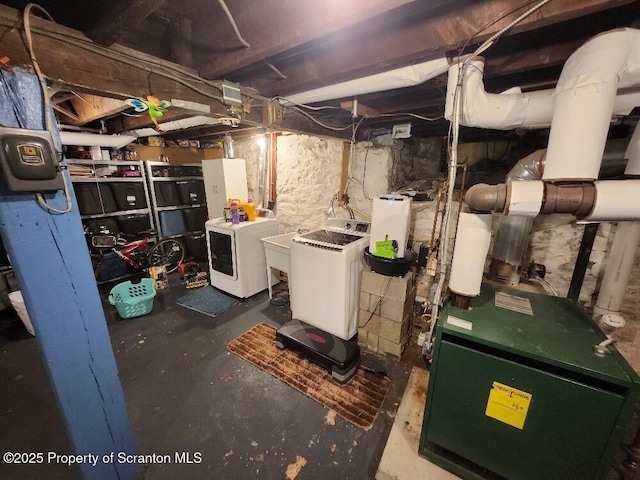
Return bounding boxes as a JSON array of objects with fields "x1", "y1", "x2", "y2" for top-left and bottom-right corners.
[{"x1": 567, "y1": 223, "x2": 599, "y2": 300}]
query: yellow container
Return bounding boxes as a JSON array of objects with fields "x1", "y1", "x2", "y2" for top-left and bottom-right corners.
[{"x1": 229, "y1": 198, "x2": 257, "y2": 221}]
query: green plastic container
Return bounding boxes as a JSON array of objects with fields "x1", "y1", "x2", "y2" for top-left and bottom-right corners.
[{"x1": 108, "y1": 278, "x2": 157, "y2": 319}]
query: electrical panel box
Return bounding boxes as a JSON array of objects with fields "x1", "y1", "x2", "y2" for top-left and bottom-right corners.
[
  {"x1": 420, "y1": 283, "x2": 640, "y2": 480},
  {"x1": 0, "y1": 127, "x2": 63, "y2": 192}
]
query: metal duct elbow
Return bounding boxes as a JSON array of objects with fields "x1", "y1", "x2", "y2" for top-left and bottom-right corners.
[{"x1": 464, "y1": 183, "x2": 507, "y2": 213}]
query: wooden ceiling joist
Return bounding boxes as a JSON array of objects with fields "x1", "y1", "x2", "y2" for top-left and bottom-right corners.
[{"x1": 89, "y1": 0, "x2": 168, "y2": 47}]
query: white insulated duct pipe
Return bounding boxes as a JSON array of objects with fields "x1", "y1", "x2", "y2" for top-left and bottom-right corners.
[
  {"x1": 59, "y1": 131, "x2": 136, "y2": 148},
  {"x1": 544, "y1": 28, "x2": 640, "y2": 181},
  {"x1": 281, "y1": 57, "x2": 449, "y2": 105},
  {"x1": 594, "y1": 122, "x2": 640, "y2": 321},
  {"x1": 445, "y1": 58, "x2": 640, "y2": 130},
  {"x1": 449, "y1": 212, "x2": 492, "y2": 297},
  {"x1": 593, "y1": 221, "x2": 640, "y2": 319}
]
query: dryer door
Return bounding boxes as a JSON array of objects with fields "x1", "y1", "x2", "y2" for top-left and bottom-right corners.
[{"x1": 208, "y1": 228, "x2": 237, "y2": 280}]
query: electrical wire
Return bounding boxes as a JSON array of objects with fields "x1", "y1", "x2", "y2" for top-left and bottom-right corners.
[
  {"x1": 217, "y1": 0, "x2": 250, "y2": 49},
  {"x1": 24, "y1": 3, "x2": 72, "y2": 214},
  {"x1": 425, "y1": 0, "x2": 553, "y2": 353},
  {"x1": 289, "y1": 105, "x2": 354, "y2": 131}
]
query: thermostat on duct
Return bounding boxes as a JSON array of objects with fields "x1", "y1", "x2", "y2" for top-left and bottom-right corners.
[{"x1": 0, "y1": 127, "x2": 63, "y2": 192}]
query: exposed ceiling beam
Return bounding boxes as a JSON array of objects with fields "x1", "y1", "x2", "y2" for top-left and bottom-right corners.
[
  {"x1": 0, "y1": 5, "x2": 264, "y2": 129},
  {"x1": 89, "y1": 0, "x2": 168, "y2": 47},
  {"x1": 241, "y1": 0, "x2": 635, "y2": 98},
  {"x1": 197, "y1": 0, "x2": 435, "y2": 78}
]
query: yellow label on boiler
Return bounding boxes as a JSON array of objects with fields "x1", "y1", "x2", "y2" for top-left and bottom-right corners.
[{"x1": 485, "y1": 381, "x2": 532, "y2": 430}]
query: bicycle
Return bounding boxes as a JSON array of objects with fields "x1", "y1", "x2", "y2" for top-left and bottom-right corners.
[{"x1": 86, "y1": 227, "x2": 186, "y2": 279}]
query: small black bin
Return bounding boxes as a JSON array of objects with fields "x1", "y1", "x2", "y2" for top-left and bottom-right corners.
[
  {"x1": 176, "y1": 180, "x2": 205, "y2": 205},
  {"x1": 75, "y1": 183, "x2": 118, "y2": 215},
  {"x1": 117, "y1": 214, "x2": 152, "y2": 236},
  {"x1": 110, "y1": 182, "x2": 147, "y2": 210},
  {"x1": 153, "y1": 182, "x2": 180, "y2": 207},
  {"x1": 185, "y1": 233, "x2": 207, "y2": 261},
  {"x1": 182, "y1": 207, "x2": 207, "y2": 232}
]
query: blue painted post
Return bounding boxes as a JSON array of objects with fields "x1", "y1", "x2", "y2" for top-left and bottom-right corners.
[{"x1": 0, "y1": 70, "x2": 139, "y2": 479}]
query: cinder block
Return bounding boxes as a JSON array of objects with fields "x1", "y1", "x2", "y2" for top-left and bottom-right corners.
[
  {"x1": 361, "y1": 267, "x2": 414, "y2": 302},
  {"x1": 359, "y1": 291, "x2": 381, "y2": 314},
  {"x1": 359, "y1": 309, "x2": 380, "y2": 332},
  {"x1": 365, "y1": 330, "x2": 379, "y2": 353},
  {"x1": 380, "y1": 287, "x2": 416, "y2": 322},
  {"x1": 357, "y1": 328, "x2": 368, "y2": 349},
  {"x1": 377, "y1": 316, "x2": 408, "y2": 344},
  {"x1": 378, "y1": 329, "x2": 409, "y2": 359}
]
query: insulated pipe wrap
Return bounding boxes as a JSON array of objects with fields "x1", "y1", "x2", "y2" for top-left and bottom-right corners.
[
  {"x1": 505, "y1": 181, "x2": 544, "y2": 216},
  {"x1": 585, "y1": 180, "x2": 640, "y2": 221},
  {"x1": 544, "y1": 28, "x2": 640, "y2": 181},
  {"x1": 449, "y1": 212, "x2": 492, "y2": 297}
]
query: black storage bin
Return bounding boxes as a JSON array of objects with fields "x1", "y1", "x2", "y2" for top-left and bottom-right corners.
[
  {"x1": 117, "y1": 214, "x2": 152, "y2": 236},
  {"x1": 153, "y1": 182, "x2": 180, "y2": 207},
  {"x1": 97, "y1": 251, "x2": 128, "y2": 282},
  {"x1": 182, "y1": 207, "x2": 207, "y2": 232},
  {"x1": 75, "y1": 183, "x2": 118, "y2": 215},
  {"x1": 176, "y1": 180, "x2": 205, "y2": 205},
  {"x1": 159, "y1": 210, "x2": 187, "y2": 237},
  {"x1": 110, "y1": 182, "x2": 147, "y2": 210},
  {"x1": 84, "y1": 219, "x2": 119, "y2": 236},
  {"x1": 185, "y1": 233, "x2": 207, "y2": 261}
]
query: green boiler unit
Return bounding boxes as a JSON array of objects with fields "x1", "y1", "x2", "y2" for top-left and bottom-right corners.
[{"x1": 419, "y1": 283, "x2": 640, "y2": 480}]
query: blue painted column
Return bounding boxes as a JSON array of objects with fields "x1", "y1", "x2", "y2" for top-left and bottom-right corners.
[{"x1": 0, "y1": 70, "x2": 139, "y2": 479}]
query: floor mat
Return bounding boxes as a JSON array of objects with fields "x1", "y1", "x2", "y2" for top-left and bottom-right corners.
[
  {"x1": 176, "y1": 286, "x2": 239, "y2": 317},
  {"x1": 227, "y1": 322, "x2": 391, "y2": 429}
]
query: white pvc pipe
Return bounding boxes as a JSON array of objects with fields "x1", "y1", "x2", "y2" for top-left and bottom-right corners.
[
  {"x1": 281, "y1": 57, "x2": 450, "y2": 105},
  {"x1": 544, "y1": 28, "x2": 640, "y2": 181},
  {"x1": 59, "y1": 131, "x2": 136, "y2": 148},
  {"x1": 585, "y1": 180, "x2": 640, "y2": 221},
  {"x1": 449, "y1": 212, "x2": 492, "y2": 297},
  {"x1": 593, "y1": 221, "x2": 640, "y2": 317},
  {"x1": 445, "y1": 58, "x2": 640, "y2": 130}
]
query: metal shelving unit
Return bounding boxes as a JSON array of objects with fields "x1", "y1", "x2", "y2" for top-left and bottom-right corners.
[
  {"x1": 68, "y1": 159, "x2": 155, "y2": 228},
  {"x1": 144, "y1": 161, "x2": 205, "y2": 239}
]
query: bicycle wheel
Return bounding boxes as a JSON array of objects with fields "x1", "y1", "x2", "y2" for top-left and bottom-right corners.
[{"x1": 147, "y1": 239, "x2": 185, "y2": 273}]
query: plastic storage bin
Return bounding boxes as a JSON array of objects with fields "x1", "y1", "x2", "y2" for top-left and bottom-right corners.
[
  {"x1": 110, "y1": 182, "x2": 148, "y2": 210},
  {"x1": 185, "y1": 232, "x2": 206, "y2": 260},
  {"x1": 176, "y1": 180, "x2": 205, "y2": 205},
  {"x1": 75, "y1": 183, "x2": 118, "y2": 215},
  {"x1": 159, "y1": 210, "x2": 187, "y2": 236},
  {"x1": 117, "y1": 214, "x2": 152, "y2": 236},
  {"x1": 108, "y1": 278, "x2": 157, "y2": 319},
  {"x1": 153, "y1": 182, "x2": 180, "y2": 207},
  {"x1": 183, "y1": 207, "x2": 207, "y2": 232}
]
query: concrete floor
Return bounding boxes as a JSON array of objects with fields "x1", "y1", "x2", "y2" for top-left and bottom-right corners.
[{"x1": 0, "y1": 277, "x2": 420, "y2": 480}]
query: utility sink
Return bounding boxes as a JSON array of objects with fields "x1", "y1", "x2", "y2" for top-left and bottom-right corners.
[{"x1": 261, "y1": 232, "x2": 297, "y2": 298}]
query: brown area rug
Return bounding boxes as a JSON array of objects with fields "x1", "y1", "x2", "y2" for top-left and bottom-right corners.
[{"x1": 227, "y1": 322, "x2": 391, "y2": 429}]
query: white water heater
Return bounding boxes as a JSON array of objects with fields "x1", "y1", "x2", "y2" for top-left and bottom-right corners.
[
  {"x1": 369, "y1": 194, "x2": 413, "y2": 258},
  {"x1": 202, "y1": 158, "x2": 248, "y2": 219}
]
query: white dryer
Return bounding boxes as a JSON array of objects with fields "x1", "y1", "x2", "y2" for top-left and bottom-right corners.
[{"x1": 206, "y1": 216, "x2": 279, "y2": 298}]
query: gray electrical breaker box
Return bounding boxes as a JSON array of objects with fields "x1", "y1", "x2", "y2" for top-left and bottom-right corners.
[{"x1": 0, "y1": 127, "x2": 64, "y2": 192}]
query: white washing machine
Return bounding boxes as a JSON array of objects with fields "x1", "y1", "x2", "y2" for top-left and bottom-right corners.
[
  {"x1": 206, "y1": 216, "x2": 279, "y2": 298},
  {"x1": 289, "y1": 218, "x2": 370, "y2": 340}
]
